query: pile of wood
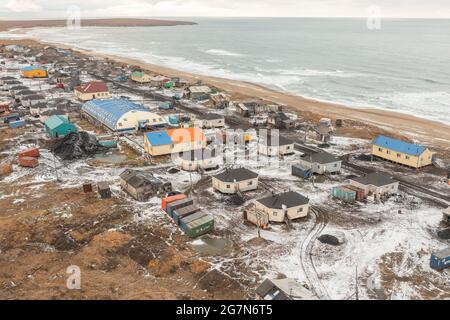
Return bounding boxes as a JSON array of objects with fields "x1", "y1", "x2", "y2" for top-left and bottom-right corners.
[{"x1": 17, "y1": 147, "x2": 40, "y2": 168}]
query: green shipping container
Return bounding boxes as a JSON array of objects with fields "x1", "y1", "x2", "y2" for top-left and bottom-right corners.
[
  {"x1": 183, "y1": 215, "x2": 214, "y2": 238},
  {"x1": 332, "y1": 186, "x2": 356, "y2": 203}
]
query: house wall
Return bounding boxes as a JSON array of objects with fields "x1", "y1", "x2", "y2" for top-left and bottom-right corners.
[
  {"x1": 194, "y1": 118, "x2": 225, "y2": 128},
  {"x1": 212, "y1": 177, "x2": 258, "y2": 194},
  {"x1": 131, "y1": 74, "x2": 151, "y2": 83},
  {"x1": 174, "y1": 155, "x2": 222, "y2": 171},
  {"x1": 258, "y1": 143, "x2": 294, "y2": 156},
  {"x1": 116, "y1": 111, "x2": 165, "y2": 131},
  {"x1": 22, "y1": 99, "x2": 46, "y2": 107},
  {"x1": 255, "y1": 201, "x2": 310, "y2": 223},
  {"x1": 298, "y1": 159, "x2": 342, "y2": 174},
  {"x1": 371, "y1": 144, "x2": 433, "y2": 168},
  {"x1": 74, "y1": 90, "x2": 111, "y2": 101},
  {"x1": 348, "y1": 180, "x2": 399, "y2": 198}
]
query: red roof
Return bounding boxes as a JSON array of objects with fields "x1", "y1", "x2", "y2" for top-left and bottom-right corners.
[{"x1": 75, "y1": 81, "x2": 108, "y2": 94}]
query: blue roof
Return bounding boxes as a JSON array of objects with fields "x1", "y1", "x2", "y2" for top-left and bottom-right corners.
[
  {"x1": 373, "y1": 135, "x2": 426, "y2": 156},
  {"x1": 81, "y1": 99, "x2": 148, "y2": 130},
  {"x1": 145, "y1": 131, "x2": 172, "y2": 146},
  {"x1": 21, "y1": 66, "x2": 46, "y2": 71}
]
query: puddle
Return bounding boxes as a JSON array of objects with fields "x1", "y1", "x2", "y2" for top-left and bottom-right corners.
[
  {"x1": 189, "y1": 235, "x2": 233, "y2": 256},
  {"x1": 92, "y1": 152, "x2": 128, "y2": 164}
]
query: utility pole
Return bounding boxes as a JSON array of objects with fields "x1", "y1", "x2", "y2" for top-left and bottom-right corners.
[{"x1": 355, "y1": 266, "x2": 359, "y2": 300}]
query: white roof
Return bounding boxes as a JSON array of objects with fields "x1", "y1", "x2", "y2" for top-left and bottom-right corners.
[
  {"x1": 189, "y1": 86, "x2": 211, "y2": 94},
  {"x1": 270, "y1": 278, "x2": 317, "y2": 300}
]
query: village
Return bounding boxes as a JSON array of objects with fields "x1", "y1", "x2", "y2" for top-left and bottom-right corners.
[{"x1": 0, "y1": 42, "x2": 449, "y2": 300}]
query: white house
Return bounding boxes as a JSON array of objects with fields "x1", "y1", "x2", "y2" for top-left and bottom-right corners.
[
  {"x1": 256, "y1": 278, "x2": 317, "y2": 300},
  {"x1": 254, "y1": 191, "x2": 310, "y2": 223},
  {"x1": 349, "y1": 172, "x2": 399, "y2": 199},
  {"x1": 74, "y1": 81, "x2": 111, "y2": 101},
  {"x1": 298, "y1": 151, "x2": 342, "y2": 174},
  {"x1": 194, "y1": 113, "x2": 225, "y2": 128},
  {"x1": 173, "y1": 147, "x2": 222, "y2": 172},
  {"x1": 21, "y1": 94, "x2": 46, "y2": 107},
  {"x1": 258, "y1": 134, "x2": 294, "y2": 157},
  {"x1": 188, "y1": 85, "x2": 211, "y2": 100},
  {"x1": 212, "y1": 168, "x2": 258, "y2": 194}
]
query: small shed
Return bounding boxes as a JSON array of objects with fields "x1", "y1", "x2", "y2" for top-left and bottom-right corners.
[
  {"x1": 256, "y1": 278, "x2": 317, "y2": 300},
  {"x1": 180, "y1": 213, "x2": 214, "y2": 238},
  {"x1": 430, "y1": 247, "x2": 450, "y2": 271},
  {"x1": 44, "y1": 115, "x2": 77, "y2": 138},
  {"x1": 332, "y1": 186, "x2": 356, "y2": 203},
  {"x1": 97, "y1": 182, "x2": 111, "y2": 199},
  {"x1": 166, "y1": 198, "x2": 194, "y2": 217}
]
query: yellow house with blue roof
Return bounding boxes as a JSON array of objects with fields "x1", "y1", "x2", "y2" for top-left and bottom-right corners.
[{"x1": 371, "y1": 135, "x2": 435, "y2": 168}]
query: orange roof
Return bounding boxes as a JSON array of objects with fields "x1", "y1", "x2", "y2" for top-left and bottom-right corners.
[{"x1": 166, "y1": 127, "x2": 205, "y2": 144}]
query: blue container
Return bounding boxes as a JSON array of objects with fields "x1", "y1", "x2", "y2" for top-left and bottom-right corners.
[
  {"x1": 158, "y1": 101, "x2": 173, "y2": 110},
  {"x1": 292, "y1": 164, "x2": 312, "y2": 179},
  {"x1": 430, "y1": 247, "x2": 450, "y2": 271},
  {"x1": 166, "y1": 198, "x2": 194, "y2": 217},
  {"x1": 168, "y1": 115, "x2": 179, "y2": 125},
  {"x1": 99, "y1": 140, "x2": 117, "y2": 148},
  {"x1": 9, "y1": 119, "x2": 25, "y2": 128}
]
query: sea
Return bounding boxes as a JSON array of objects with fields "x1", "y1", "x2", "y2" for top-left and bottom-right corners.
[{"x1": 3, "y1": 18, "x2": 450, "y2": 124}]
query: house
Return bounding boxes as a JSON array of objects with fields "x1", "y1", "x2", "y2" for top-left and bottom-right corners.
[
  {"x1": 144, "y1": 127, "x2": 207, "y2": 156},
  {"x1": 430, "y1": 247, "x2": 450, "y2": 271},
  {"x1": 236, "y1": 100, "x2": 260, "y2": 117},
  {"x1": 21, "y1": 66, "x2": 47, "y2": 78},
  {"x1": 9, "y1": 85, "x2": 28, "y2": 95},
  {"x1": 256, "y1": 278, "x2": 317, "y2": 300},
  {"x1": 44, "y1": 115, "x2": 77, "y2": 138},
  {"x1": 268, "y1": 112, "x2": 295, "y2": 129},
  {"x1": 0, "y1": 76, "x2": 17, "y2": 85},
  {"x1": 130, "y1": 71, "x2": 152, "y2": 83},
  {"x1": 194, "y1": 113, "x2": 225, "y2": 128},
  {"x1": 210, "y1": 94, "x2": 230, "y2": 109},
  {"x1": 173, "y1": 147, "x2": 222, "y2": 171},
  {"x1": 29, "y1": 102, "x2": 48, "y2": 117},
  {"x1": 21, "y1": 94, "x2": 46, "y2": 107},
  {"x1": 371, "y1": 135, "x2": 435, "y2": 168},
  {"x1": 187, "y1": 86, "x2": 211, "y2": 100},
  {"x1": 3, "y1": 80, "x2": 22, "y2": 90},
  {"x1": 212, "y1": 168, "x2": 258, "y2": 194},
  {"x1": 298, "y1": 151, "x2": 342, "y2": 174},
  {"x1": 258, "y1": 133, "x2": 294, "y2": 157},
  {"x1": 74, "y1": 81, "x2": 111, "y2": 101},
  {"x1": 119, "y1": 169, "x2": 172, "y2": 201},
  {"x1": 149, "y1": 75, "x2": 170, "y2": 87},
  {"x1": 254, "y1": 191, "x2": 309, "y2": 223},
  {"x1": 348, "y1": 171, "x2": 399, "y2": 199},
  {"x1": 314, "y1": 118, "x2": 334, "y2": 142},
  {"x1": 82, "y1": 99, "x2": 166, "y2": 132},
  {"x1": 15, "y1": 89, "x2": 36, "y2": 100}
]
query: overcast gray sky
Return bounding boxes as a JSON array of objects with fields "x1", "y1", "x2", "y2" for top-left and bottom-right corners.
[{"x1": 1, "y1": 0, "x2": 449, "y2": 19}]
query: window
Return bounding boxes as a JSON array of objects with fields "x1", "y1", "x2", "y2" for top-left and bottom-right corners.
[
  {"x1": 287, "y1": 146, "x2": 290, "y2": 150},
  {"x1": 397, "y1": 153, "x2": 401, "y2": 158},
  {"x1": 123, "y1": 118, "x2": 127, "y2": 121},
  {"x1": 298, "y1": 207, "x2": 303, "y2": 213},
  {"x1": 378, "y1": 148, "x2": 383, "y2": 152},
  {"x1": 248, "y1": 181, "x2": 253, "y2": 186},
  {"x1": 386, "y1": 150, "x2": 391, "y2": 154},
  {"x1": 405, "y1": 155, "x2": 410, "y2": 160},
  {"x1": 273, "y1": 212, "x2": 277, "y2": 216},
  {"x1": 153, "y1": 119, "x2": 156, "y2": 122},
  {"x1": 334, "y1": 164, "x2": 337, "y2": 167},
  {"x1": 118, "y1": 122, "x2": 122, "y2": 127},
  {"x1": 226, "y1": 184, "x2": 231, "y2": 188}
]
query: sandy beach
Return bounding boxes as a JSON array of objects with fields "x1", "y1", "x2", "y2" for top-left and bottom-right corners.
[{"x1": 1, "y1": 21, "x2": 449, "y2": 152}]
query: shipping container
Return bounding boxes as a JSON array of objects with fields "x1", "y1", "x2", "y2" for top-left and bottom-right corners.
[
  {"x1": 292, "y1": 164, "x2": 312, "y2": 179},
  {"x1": 9, "y1": 119, "x2": 25, "y2": 128},
  {"x1": 166, "y1": 197, "x2": 194, "y2": 217},
  {"x1": 344, "y1": 185, "x2": 365, "y2": 201},
  {"x1": 18, "y1": 156, "x2": 38, "y2": 168},
  {"x1": 182, "y1": 215, "x2": 214, "y2": 238},
  {"x1": 98, "y1": 140, "x2": 117, "y2": 148},
  {"x1": 430, "y1": 247, "x2": 450, "y2": 271},
  {"x1": 332, "y1": 186, "x2": 356, "y2": 203},
  {"x1": 18, "y1": 147, "x2": 39, "y2": 158},
  {"x1": 172, "y1": 204, "x2": 200, "y2": 225},
  {"x1": 179, "y1": 211, "x2": 207, "y2": 230},
  {"x1": 161, "y1": 194, "x2": 187, "y2": 212},
  {"x1": 168, "y1": 115, "x2": 179, "y2": 125}
]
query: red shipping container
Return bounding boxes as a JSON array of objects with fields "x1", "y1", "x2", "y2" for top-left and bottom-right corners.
[
  {"x1": 18, "y1": 156, "x2": 38, "y2": 168},
  {"x1": 161, "y1": 194, "x2": 186, "y2": 212},
  {"x1": 18, "y1": 147, "x2": 40, "y2": 158}
]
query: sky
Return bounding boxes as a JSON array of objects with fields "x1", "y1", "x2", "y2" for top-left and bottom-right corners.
[{"x1": 0, "y1": 0, "x2": 449, "y2": 19}]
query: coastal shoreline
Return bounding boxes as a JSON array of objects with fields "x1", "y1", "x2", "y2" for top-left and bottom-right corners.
[{"x1": 1, "y1": 27, "x2": 449, "y2": 152}]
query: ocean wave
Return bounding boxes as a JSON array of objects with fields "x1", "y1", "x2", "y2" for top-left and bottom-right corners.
[
  {"x1": 203, "y1": 49, "x2": 246, "y2": 57},
  {"x1": 276, "y1": 68, "x2": 362, "y2": 78}
]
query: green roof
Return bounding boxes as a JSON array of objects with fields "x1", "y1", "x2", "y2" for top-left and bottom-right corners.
[{"x1": 44, "y1": 115, "x2": 69, "y2": 130}]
